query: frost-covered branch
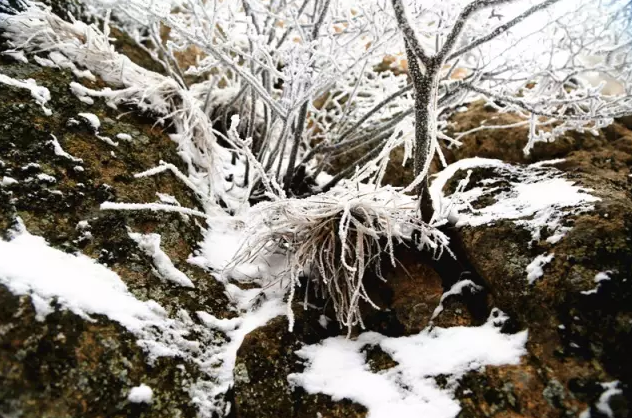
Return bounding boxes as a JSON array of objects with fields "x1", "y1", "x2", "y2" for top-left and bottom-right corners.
[{"x1": 231, "y1": 186, "x2": 451, "y2": 334}]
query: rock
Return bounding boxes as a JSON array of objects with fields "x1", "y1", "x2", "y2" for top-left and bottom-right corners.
[
  {"x1": 0, "y1": 42, "x2": 232, "y2": 417},
  {"x1": 230, "y1": 246, "x2": 489, "y2": 416},
  {"x1": 446, "y1": 101, "x2": 632, "y2": 186},
  {"x1": 380, "y1": 247, "x2": 462, "y2": 334},
  {"x1": 233, "y1": 314, "x2": 367, "y2": 418},
  {"x1": 436, "y1": 159, "x2": 632, "y2": 417},
  {"x1": 0, "y1": 286, "x2": 199, "y2": 418}
]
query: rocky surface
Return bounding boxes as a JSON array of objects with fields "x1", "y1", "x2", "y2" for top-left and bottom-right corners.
[
  {"x1": 0, "y1": 32, "x2": 231, "y2": 417},
  {"x1": 1, "y1": 2, "x2": 631, "y2": 418}
]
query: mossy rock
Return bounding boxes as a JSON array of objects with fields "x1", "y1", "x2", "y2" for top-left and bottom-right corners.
[
  {"x1": 233, "y1": 314, "x2": 367, "y2": 418},
  {"x1": 447, "y1": 162, "x2": 632, "y2": 417},
  {"x1": 0, "y1": 41, "x2": 232, "y2": 416}
]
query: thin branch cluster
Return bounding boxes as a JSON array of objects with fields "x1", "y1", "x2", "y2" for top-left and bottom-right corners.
[{"x1": 230, "y1": 186, "x2": 451, "y2": 334}]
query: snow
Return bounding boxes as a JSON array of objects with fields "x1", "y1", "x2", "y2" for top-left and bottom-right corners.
[
  {"x1": 36, "y1": 173, "x2": 56, "y2": 183},
  {"x1": 128, "y1": 231, "x2": 195, "y2": 288},
  {"x1": 0, "y1": 219, "x2": 167, "y2": 324},
  {"x1": 431, "y1": 279, "x2": 482, "y2": 320},
  {"x1": 78, "y1": 112, "x2": 101, "y2": 130},
  {"x1": 1, "y1": 176, "x2": 18, "y2": 186},
  {"x1": 116, "y1": 133, "x2": 133, "y2": 141},
  {"x1": 33, "y1": 55, "x2": 57, "y2": 68},
  {"x1": 0, "y1": 220, "x2": 258, "y2": 417},
  {"x1": 155, "y1": 193, "x2": 189, "y2": 221},
  {"x1": 48, "y1": 51, "x2": 96, "y2": 81},
  {"x1": 318, "y1": 314, "x2": 330, "y2": 329},
  {"x1": 0, "y1": 73, "x2": 52, "y2": 115},
  {"x1": 98, "y1": 135, "x2": 119, "y2": 147},
  {"x1": 579, "y1": 381, "x2": 623, "y2": 418},
  {"x1": 289, "y1": 309, "x2": 528, "y2": 418},
  {"x1": 101, "y1": 201, "x2": 207, "y2": 218},
  {"x1": 185, "y1": 216, "x2": 288, "y2": 413},
  {"x1": 21, "y1": 162, "x2": 40, "y2": 170},
  {"x1": 70, "y1": 82, "x2": 95, "y2": 104},
  {"x1": 190, "y1": 281, "x2": 285, "y2": 414},
  {"x1": 529, "y1": 158, "x2": 566, "y2": 168},
  {"x1": 430, "y1": 158, "x2": 600, "y2": 243},
  {"x1": 525, "y1": 253, "x2": 554, "y2": 284},
  {"x1": 77, "y1": 112, "x2": 116, "y2": 148},
  {"x1": 595, "y1": 381, "x2": 623, "y2": 418},
  {"x1": 580, "y1": 271, "x2": 612, "y2": 295},
  {"x1": 156, "y1": 193, "x2": 180, "y2": 206},
  {"x1": 127, "y1": 384, "x2": 153, "y2": 404},
  {"x1": 49, "y1": 134, "x2": 83, "y2": 162},
  {"x1": 3, "y1": 50, "x2": 27, "y2": 63}
]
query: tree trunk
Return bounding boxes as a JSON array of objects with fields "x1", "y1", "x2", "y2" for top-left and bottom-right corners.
[{"x1": 413, "y1": 68, "x2": 439, "y2": 223}]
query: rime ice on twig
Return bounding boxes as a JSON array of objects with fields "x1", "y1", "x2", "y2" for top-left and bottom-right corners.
[{"x1": 231, "y1": 185, "x2": 452, "y2": 335}]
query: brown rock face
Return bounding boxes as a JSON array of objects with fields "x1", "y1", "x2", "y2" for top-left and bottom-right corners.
[
  {"x1": 444, "y1": 161, "x2": 632, "y2": 417},
  {"x1": 0, "y1": 14, "x2": 231, "y2": 416},
  {"x1": 233, "y1": 314, "x2": 367, "y2": 418},
  {"x1": 446, "y1": 101, "x2": 632, "y2": 183}
]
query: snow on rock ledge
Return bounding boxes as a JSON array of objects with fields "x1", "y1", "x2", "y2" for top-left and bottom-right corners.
[
  {"x1": 430, "y1": 157, "x2": 600, "y2": 243},
  {"x1": 289, "y1": 309, "x2": 527, "y2": 418}
]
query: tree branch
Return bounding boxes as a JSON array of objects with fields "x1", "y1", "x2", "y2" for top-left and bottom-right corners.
[
  {"x1": 447, "y1": 0, "x2": 562, "y2": 61},
  {"x1": 390, "y1": 0, "x2": 432, "y2": 68}
]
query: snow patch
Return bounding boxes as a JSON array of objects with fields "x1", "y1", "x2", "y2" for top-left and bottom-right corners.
[
  {"x1": 580, "y1": 271, "x2": 612, "y2": 295},
  {"x1": 49, "y1": 134, "x2": 83, "y2": 162},
  {"x1": 128, "y1": 231, "x2": 195, "y2": 288},
  {"x1": 526, "y1": 253, "x2": 554, "y2": 284},
  {"x1": 48, "y1": 51, "x2": 96, "y2": 81},
  {"x1": 2, "y1": 50, "x2": 28, "y2": 63},
  {"x1": 0, "y1": 221, "x2": 259, "y2": 417},
  {"x1": 70, "y1": 82, "x2": 95, "y2": 105},
  {"x1": 186, "y1": 216, "x2": 288, "y2": 413},
  {"x1": 595, "y1": 381, "x2": 623, "y2": 418},
  {"x1": 1, "y1": 176, "x2": 18, "y2": 186},
  {"x1": 33, "y1": 54, "x2": 57, "y2": 68},
  {"x1": 431, "y1": 279, "x2": 482, "y2": 320},
  {"x1": 0, "y1": 220, "x2": 169, "y2": 325},
  {"x1": 78, "y1": 112, "x2": 101, "y2": 130},
  {"x1": 77, "y1": 113, "x2": 119, "y2": 146},
  {"x1": 579, "y1": 381, "x2": 623, "y2": 418},
  {"x1": 0, "y1": 73, "x2": 52, "y2": 115},
  {"x1": 289, "y1": 309, "x2": 528, "y2": 418},
  {"x1": 127, "y1": 384, "x2": 153, "y2": 404},
  {"x1": 431, "y1": 158, "x2": 599, "y2": 243},
  {"x1": 98, "y1": 135, "x2": 119, "y2": 147},
  {"x1": 21, "y1": 162, "x2": 40, "y2": 170},
  {"x1": 36, "y1": 173, "x2": 56, "y2": 183}
]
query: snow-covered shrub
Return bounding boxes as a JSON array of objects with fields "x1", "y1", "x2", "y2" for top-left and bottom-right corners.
[
  {"x1": 230, "y1": 185, "x2": 451, "y2": 334},
  {"x1": 4, "y1": 0, "x2": 631, "y2": 205}
]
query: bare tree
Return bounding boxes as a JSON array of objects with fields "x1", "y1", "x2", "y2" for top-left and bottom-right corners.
[{"x1": 4, "y1": 0, "x2": 631, "y2": 206}]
